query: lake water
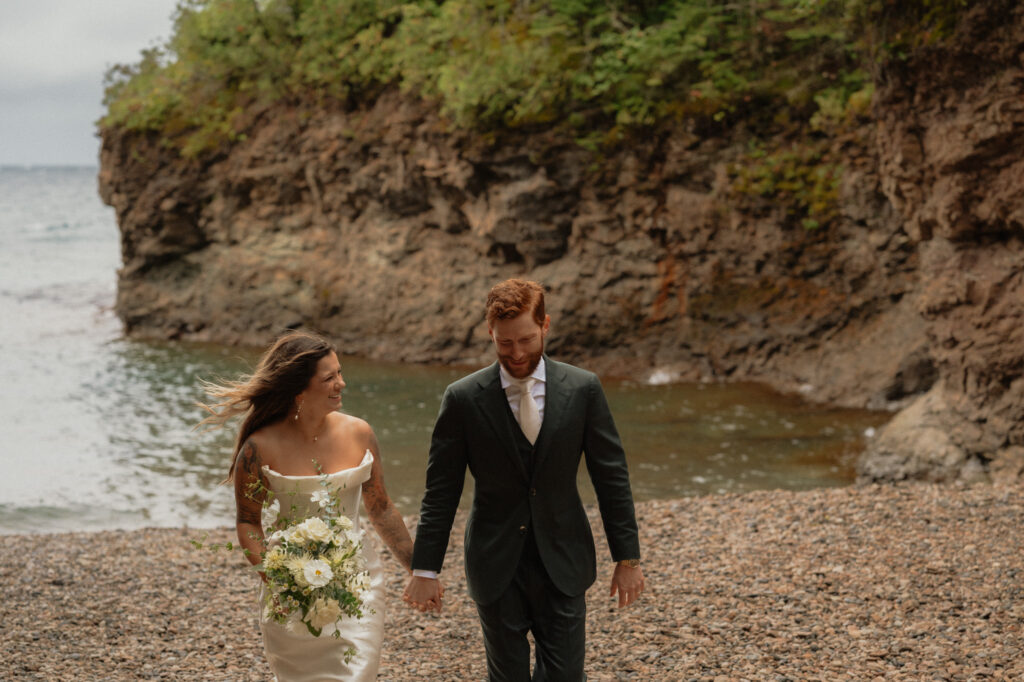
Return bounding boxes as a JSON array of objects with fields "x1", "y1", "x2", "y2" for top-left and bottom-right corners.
[{"x1": 0, "y1": 166, "x2": 888, "y2": 534}]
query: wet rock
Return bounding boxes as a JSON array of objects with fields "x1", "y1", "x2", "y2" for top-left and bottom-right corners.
[{"x1": 858, "y1": 386, "x2": 969, "y2": 482}]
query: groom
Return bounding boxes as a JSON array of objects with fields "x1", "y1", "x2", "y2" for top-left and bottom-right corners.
[{"x1": 404, "y1": 278, "x2": 644, "y2": 681}]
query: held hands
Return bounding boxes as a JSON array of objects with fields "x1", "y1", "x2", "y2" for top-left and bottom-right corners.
[
  {"x1": 403, "y1": 575, "x2": 445, "y2": 613},
  {"x1": 403, "y1": 564, "x2": 642, "y2": 612},
  {"x1": 610, "y1": 562, "x2": 645, "y2": 608}
]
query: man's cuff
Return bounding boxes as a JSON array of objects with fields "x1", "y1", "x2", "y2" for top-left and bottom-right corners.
[{"x1": 412, "y1": 569, "x2": 439, "y2": 579}]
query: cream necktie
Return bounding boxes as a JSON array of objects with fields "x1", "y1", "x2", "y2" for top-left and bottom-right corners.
[{"x1": 513, "y1": 377, "x2": 541, "y2": 445}]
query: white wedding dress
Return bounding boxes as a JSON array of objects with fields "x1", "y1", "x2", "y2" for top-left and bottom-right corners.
[{"x1": 259, "y1": 450, "x2": 385, "y2": 681}]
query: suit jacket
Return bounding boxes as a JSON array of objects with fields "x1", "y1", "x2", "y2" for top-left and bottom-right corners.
[{"x1": 412, "y1": 356, "x2": 641, "y2": 605}]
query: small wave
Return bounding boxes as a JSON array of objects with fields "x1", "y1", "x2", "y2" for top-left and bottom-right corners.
[
  {"x1": 646, "y1": 368, "x2": 678, "y2": 385},
  {"x1": 0, "y1": 503, "x2": 145, "y2": 535}
]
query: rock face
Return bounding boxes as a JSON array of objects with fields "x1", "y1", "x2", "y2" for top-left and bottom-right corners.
[
  {"x1": 98, "y1": 2, "x2": 1023, "y2": 483},
  {"x1": 861, "y1": 0, "x2": 1024, "y2": 482},
  {"x1": 98, "y1": 97, "x2": 920, "y2": 395}
]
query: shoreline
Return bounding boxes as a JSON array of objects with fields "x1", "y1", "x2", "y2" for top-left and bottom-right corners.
[{"x1": 4, "y1": 481, "x2": 1023, "y2": 680}]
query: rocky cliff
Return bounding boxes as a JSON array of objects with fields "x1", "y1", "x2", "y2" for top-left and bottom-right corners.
[
  {"x1": 856, "y1": 0, "x2": 1024, "y2": 484},
  {"x1": 98, "y1": 1, "x2": 1022, "y2": 484}
]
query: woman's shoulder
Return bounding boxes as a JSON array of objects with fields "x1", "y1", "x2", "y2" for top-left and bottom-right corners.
[
  {"x1": 242, "y1": 423, "x2": 288, "y2": 467},
  {"x1": 246, "y1": 421, "x2": 282, "y2": 446},
  {"x1": 331, "y1": 411, "x2": 372, "y2": 437}
]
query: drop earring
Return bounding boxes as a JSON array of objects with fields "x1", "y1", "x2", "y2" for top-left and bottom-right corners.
[{"x1": 294, "y1": 401, "x2": 302, "y2": 421}]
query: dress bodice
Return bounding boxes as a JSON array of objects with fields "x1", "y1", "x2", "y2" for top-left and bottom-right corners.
[{"x1": 261, "y1": 450, "x2": 373, "y2": 530}]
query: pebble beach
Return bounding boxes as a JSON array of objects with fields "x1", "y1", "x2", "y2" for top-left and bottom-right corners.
[{"x1": 4, "y1": 481, "x2": 1024, "y2": 681}]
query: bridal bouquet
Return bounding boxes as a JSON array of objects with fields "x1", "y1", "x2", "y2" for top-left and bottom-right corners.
[{"x1": 260, "y1": 487, "x2": 372, "y2": 639}]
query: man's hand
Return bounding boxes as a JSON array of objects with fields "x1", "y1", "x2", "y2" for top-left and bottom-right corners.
[
  {"x1": 610, "y1": 563, "x2": 645, "y2": 608},
  {"x1": 403, "y1": 575, "x2": 445, "y2": 613}
]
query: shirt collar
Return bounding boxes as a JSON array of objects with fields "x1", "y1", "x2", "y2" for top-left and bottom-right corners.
[{"x1": 499, "y1": 357, "x2": 546, "y2": 390}]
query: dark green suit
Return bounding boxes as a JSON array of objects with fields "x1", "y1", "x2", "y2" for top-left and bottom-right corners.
[{"x1": 412, "y1": 356, "x2": 640, "y2": 677}]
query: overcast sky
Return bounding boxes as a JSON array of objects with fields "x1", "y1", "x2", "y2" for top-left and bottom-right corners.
[{"x1": 0, "y1": 1, "x2": 180, "y2": 167}]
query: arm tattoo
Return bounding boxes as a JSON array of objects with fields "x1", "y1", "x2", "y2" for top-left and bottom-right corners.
[
  {"x1": 239, "y1": 441, "x2": 261, "y2": 492},
  {"x1": 235, "y1": 440, "x2": 265, "y2": 527},
  {"x1": 363, "y1": 431, "x2": 413, "y2": 569},
  {"x1": 363, "y1": 431, "x2": 389, "y2": 517},
  {"x1": 237, "y1": 507, "x2": 262, "y2": 528}
]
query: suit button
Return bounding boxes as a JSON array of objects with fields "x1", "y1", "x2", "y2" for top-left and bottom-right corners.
[
  {"x1": 519, "y1": 525, "x2": 527, "y2": 535},
  {"x1": 530, "y1": 488, "x2": 537, "y2": 497}
]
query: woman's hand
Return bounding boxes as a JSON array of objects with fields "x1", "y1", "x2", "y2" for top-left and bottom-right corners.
[{"x1": 403, "y1": 576, "x2": 445, "y2": 613}]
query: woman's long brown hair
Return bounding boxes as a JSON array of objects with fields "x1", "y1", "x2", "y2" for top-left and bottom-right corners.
[{"x1": 197, "y1": 330, "x2": 336, "y2": 482}]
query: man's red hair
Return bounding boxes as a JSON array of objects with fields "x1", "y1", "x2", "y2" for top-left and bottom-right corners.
[{"x1": 485, "y1": 279, "x2": 546, "y2": 327}]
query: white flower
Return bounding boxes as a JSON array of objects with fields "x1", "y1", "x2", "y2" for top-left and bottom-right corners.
[
  {"x1": 333, "y1": 515, "x2": 354, "y2": 532},
  {"x1": 262, "y1": 498, "x2": 280, "y2": 528},
  {"x1": 263, "y1": 546, "x2": 287, "y2": 571},
  {"x1": 286, "y1": 555, "x2": 313, "y2": 587},
  {"x1": 310, "y1": 489, "x2": 331, "y2": 508},
  {"x1": 303, "y1": 516, "x2": 333, "y2": 542},
  {"x1": 302, "y1": 559, "x2": 334, "y2": 588},
  {"x1": 290, "y1": 517, "x2": 333, "y2": 545},
  {"x1": 306, "y1": 597, "x2": 343, "y2": 629}
]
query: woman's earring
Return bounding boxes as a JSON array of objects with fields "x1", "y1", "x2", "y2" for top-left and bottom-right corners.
[{"x1": 294, "y1": 401, "x2": 301, "y2": 421}]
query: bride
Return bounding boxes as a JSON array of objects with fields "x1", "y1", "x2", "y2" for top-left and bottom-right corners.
[{"x1": 200, "y1": 330, "x2": 431, "y2": 680}]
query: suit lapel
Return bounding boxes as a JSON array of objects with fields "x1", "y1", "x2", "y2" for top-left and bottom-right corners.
[
  {"x1": 532, "y1": 355, "x2": 567, "y2": 474},
  {"x1": 474, "y1": 363, "x2": 530, "y2": 482}
]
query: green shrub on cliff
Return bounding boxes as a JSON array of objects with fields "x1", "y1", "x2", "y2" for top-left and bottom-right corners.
[
  {"x1": 729, "y1": 141, "x2": 843, "y2": 230},
  {"x1": 103, "y1": 0, "x2": 892, "y2": 157},
  {"x1": 847, "y1": 0, "x2": 971, "y2": 62},
  {"x1": 103, "y1": 0, "x2": 405, "y2": 155},
  {"x1": 102, "y1": 0, "x2": 974, "y2": 164}
]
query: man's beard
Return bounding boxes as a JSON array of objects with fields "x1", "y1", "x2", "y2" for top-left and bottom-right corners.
[{"x1": 498, "y1": 346, "x2": 544, "y2": 379}]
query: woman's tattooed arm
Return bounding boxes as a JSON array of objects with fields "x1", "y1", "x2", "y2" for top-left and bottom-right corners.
[
  {"x1": 363, "y1": 429, "x2": 414, "y2": 572},
  {"x1": 234, "y1": 440, "x2": 267, "y2": 569}
]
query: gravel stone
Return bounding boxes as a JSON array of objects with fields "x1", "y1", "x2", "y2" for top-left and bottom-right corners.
[{"x1": 3, "y1": 481, "x2": 1023, "y2": 680}]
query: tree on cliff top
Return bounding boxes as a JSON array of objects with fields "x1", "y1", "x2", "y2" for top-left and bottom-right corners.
[{"x1": 101, "y1": 0, "x2": 968, "y2": 158}]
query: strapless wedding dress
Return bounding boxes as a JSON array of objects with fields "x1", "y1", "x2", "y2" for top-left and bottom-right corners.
[{"x1": 259, "y1": 450, "x2": 385, "y2": 681}]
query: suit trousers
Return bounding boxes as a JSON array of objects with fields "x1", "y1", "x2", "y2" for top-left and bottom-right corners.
[{"x1": 475, "y1": 532, "x2": 587, "y2": 682}]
